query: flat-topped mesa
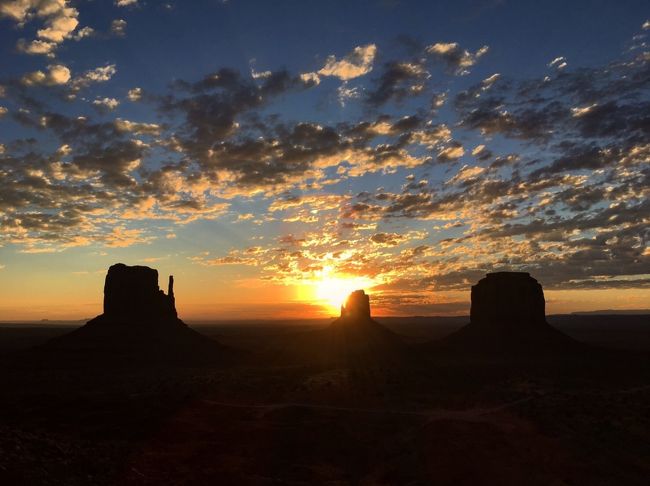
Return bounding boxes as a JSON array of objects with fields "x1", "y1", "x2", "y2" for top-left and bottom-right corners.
[
  {"x1": 470, "y1": 272, "x2": 546, "y2": 329},
  {"x1": 340, "y1": 290, "x2": 371, "y2": 320},
  {"x1": 103, "y1": 263, "x2": 177, "y2": 322},
  {"x1": 41, "y1": 263, "x2": 235, "y2": 365}
]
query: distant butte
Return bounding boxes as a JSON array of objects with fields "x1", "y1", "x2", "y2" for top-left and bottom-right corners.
[
  {"x1": 324, "y1": 289, "x2": 406, "y2": 363},
  {"x1": 41, "y1": 263, "x2": 232, "y2": 365},
  {"x1": 101, "y1": 263, "x2": 178, "y2": 324},
  {"x1": 470, "y1": 272, "x2": 546, "y2": 330},
  {"x1": 437, "y1": 271, "x2": 579, "y2": 354},
  {"x1": 340, "y1": 290, "x2": 372, "y2": 320}
]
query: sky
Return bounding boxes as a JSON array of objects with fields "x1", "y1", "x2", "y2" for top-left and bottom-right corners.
[{"x1": 0, "y1": 0, "x2": 649, "y2": 320}]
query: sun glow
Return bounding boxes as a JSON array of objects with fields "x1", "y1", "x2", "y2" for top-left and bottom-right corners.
[{"x1": 306, "y1": 267, "x2": 376, "y2": 313}]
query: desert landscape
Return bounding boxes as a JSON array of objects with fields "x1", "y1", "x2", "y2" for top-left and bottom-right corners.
[
  {"x1": 1, "y1": 1, "x2": 649, "y2": 484},
  {"x1": 0, "y1": 265, "x2": 648, "y2": 485}
]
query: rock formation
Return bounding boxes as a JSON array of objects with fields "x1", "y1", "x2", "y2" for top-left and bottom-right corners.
[
  {"x1": 102, "y1": 263, "x2": 177, "y2": 323},
  {"x1": 437, "y1": 271, "x2": 577, "y2": 354},
  {"x1": 315, "y1": 289, "x2": 405, "y2": 364},
  {"x1": 340, "y1": 290, "x2": 371, "y2": 320},
  {"x1": 42, "y1": 263, "x2": 232, "y2": 365},
  {"x1": 470, "y1": 272, "x2": 546, "y2": 329}
]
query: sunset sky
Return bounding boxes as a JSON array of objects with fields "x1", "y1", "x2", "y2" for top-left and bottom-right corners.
[{"x1": 0, "y1": 0, "x2": 649, "y2": 320}]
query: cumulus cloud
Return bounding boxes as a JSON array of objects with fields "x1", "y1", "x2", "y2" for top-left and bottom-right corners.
[
  {"x1": 337, "y1": 84, "x2": 360, "y2": 106},
  {"x1": 72, "y1": 26, "x2": 94, "y2": 40},
  {"x1": 366, "y1": 61, "x2": 429, "y2": 106},
  {"x1": 92, "y1": 97, "x2": 119, "y2": 110},
  {"x1": 481, "y1": 73, "x2": 500, "y2": 89},
  {"x1": 426, "y1": 42, "x2": 489, "y2": 74},
  {"x1": 116, "y1": 0, "x2": 138, "y2": 6},
  {"x1": 316, "y1": 44, "x2": 377, "y2": 80},
  {"x1": 2, "y1": 33, "x2": 648, "y2": 293},
  {"x1": 21, "y1": 63, "x2": 71, "y2": 85},
  {"x1": 16, "y1": 38, "x2": 56, "y2": 55},
  {"x1": 299, "y1": 72, "x2": 320, "y2": 86},
  {"x1": 1, "y1": 0, "x2": 80, "y2": 55},
  {"x1": 548, "y1": 56, "x2": 568, "y2": 70},
  {"x1": 114, "y1": 118, "x2": 161, "y2": 135},
  {"x1": 110, "y1": 18, "x2": 127, "y2": 37},
  {"x1": 437, "y1": 142, "x2": 465, "y2": 162},
  {"x1": 127, "y1": 87, "x2": 143, "y2": 101},
  {"x1": 79, "y1": 64, "x2": 116, "y2": 84},
  {"x1": 68, "y1": 64, "x2": 117, "y2": 96}
]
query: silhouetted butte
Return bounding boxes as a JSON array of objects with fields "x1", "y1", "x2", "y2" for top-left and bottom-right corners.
[
  {"x1": 318, "y1": 290, "x2": 405, "y2": 364},
  {"x1": 436, "y1": 272, "x2": 578, "y2": 354},
  {"x1": 103, "y1": 263, "x2": 177, "y2": 322},
  {"x1": 42, "y1": 263, "x2": 231, "y2": 365},
  {"x1": 471, "y1": 272, "x2": 546, "y2": 330},
  {"x1": 340, "y1": 289, "x2": 371, "y2": 320}
]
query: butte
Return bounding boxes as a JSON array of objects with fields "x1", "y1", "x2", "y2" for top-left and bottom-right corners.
[{"x1": 41, "y1": 263, "x2": 233, "y2": 366}]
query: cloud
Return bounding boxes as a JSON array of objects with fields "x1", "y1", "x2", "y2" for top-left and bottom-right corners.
[
  {"x1": 0, "y1": 106, "x2": 228, "y2": 252},
  {"x1": 1, "y1": 0, "x2": 80, "y2": 55},
  {"x1": 72, "y1": 25, "x2": 94, "y2": 40},
  {"x1": 481, "y1": 73, "x2": 500, "y2": 89},
  {"x1": 16, "y1": 38, "x2": 56, "y2": 55},
  {"x1": 548, "y1": 56, "x2": 568, "y2": 70},
  {"x1": 362, "y1": 41, "x2": 488, "y2": 106},
  {"x1": 114, "y1": 118, "x2": 161, "y2": 135},
  {"x1": 299, "y1": 72, "x2": 320, "y2": 85},
  {"x1": 110, "y1": 18, "x2": 127, "y2": 37},
  {"x1": 36, "y1": 7, "x2": 78, "y2": 42},
  {"x1": 370, "y1": 232, "x2": 410, "y2": 246},
  {"x1": 426, "y1": 42, "x2": 489, "y2": 74},
  {"x1": 154, "y1": 67, "x2": 343, "y2": 194},
  {"x1": 154, "y1": 64, "x2": 444, "y2": 195},
  {"x1": 366, "y1": 61, "x2": 429, "y2": 106},
  {"x1": 21, "y1": 63, "x2": 71, "y2": 85},
  {"x1": 316, "y1": 44, "x2": 377, "y2": 80},
  {"x1": 116, "y1": 0, "x2": 138, "y2": 6},
  {"x1": 2, "y1": 35, "x2": 648, "y2": 294},
  {"x1": 437, "y1": 142, "x2": 465, "y2": 162},
  {"x1": 103, "y1": 226, "x2": 152, "y2": 247},
  {"x1": 69, "y1": 64, "x2": 117, "y2": 96},
  {"x1": 336, "y1": 84, "x2": 360, "y2": 106},
  {"x1": 448, "y1": 165, "x2": 485, "y2": 184},
  {"x1": 76, "y1": 64, "x2": 117, "y2": 85},
  {"x1": 92, "y1": 97, "x2": 120, "y2": 110},
  {"x1": 127, "y1": 87, "x2": 143, "y2": 101}
]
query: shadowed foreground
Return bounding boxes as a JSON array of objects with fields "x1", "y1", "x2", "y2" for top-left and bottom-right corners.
[{"x1": 0, "y1": 268, "x2": 648, "y2": 485}]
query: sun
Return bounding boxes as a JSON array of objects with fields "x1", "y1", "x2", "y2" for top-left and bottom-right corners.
[{"x1": 310, "y1": 267, "x2": 376, "y2": 313}]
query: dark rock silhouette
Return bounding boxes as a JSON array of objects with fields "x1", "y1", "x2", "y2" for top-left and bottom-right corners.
[
  {"x1": 470, "y1": 272, "x2": 546, "y2": 329},
  {"x1": 435, "y1": 272, "x2": 579, "y2": 355},
  {"x1": 41, "y1": 263, "x2": 232, "y2": 365},
  {"x1": 340, "y1": 290, "x2": 371, "y2": 320},
  {"x1": 103, "y1": 263, "x2": 177, "y2": 322},
  {"x1": 286, "y1": 290, "x2": 406, "y2": 365}
]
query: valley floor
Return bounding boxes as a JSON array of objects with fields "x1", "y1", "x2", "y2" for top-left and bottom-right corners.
[{"x1": 0, "y1": 315, "x2": 648, "y2": 485}]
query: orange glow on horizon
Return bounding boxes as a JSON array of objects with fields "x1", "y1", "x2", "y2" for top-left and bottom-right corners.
[{"x1": 298, "y1": 266, "x2": 377, "y2": 314}]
